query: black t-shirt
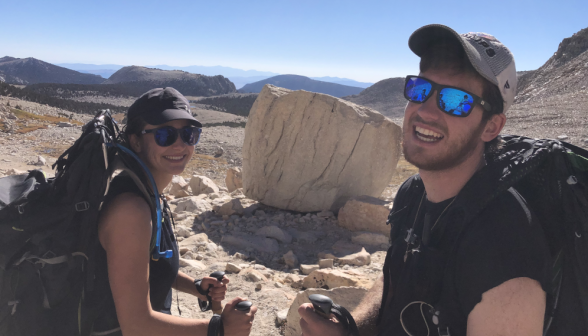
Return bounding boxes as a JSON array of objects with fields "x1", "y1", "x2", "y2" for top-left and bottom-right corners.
[
  {"x1": 92, "y1": 175, "x2": 179, "y2": 334},
  {"x1": 379, "y1": 176, "x2": 552, "y2": 336}
]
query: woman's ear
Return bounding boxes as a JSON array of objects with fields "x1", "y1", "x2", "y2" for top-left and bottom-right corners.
[
  {"x1": 481, "y1": 113, "x2": 506, "y2": 142},
  {"x1": 129, "y1": 134, "x2": 142, "y2": 153}
]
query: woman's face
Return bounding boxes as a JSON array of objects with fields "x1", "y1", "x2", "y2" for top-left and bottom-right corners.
[{"x1": 130, "y1": 119, "x2": 195, "y2": 178}]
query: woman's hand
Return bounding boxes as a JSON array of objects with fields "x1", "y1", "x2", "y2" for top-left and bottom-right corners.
[
  {"x1": 222, "y1": 297, "x2": 257, "y2": 336},
  {"x1": 200, "y1": 276, "x2": 229, "y2": 301}
]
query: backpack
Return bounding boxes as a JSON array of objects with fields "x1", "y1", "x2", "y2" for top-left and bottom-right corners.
[
  {"x1": 381, "y1": 135, "x2": 588, "y2": 335},
  {"x1": 0, "y1": 110, "x2": 172, "y2": 336}
]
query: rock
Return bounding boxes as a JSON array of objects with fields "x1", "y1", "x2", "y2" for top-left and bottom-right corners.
[
  {"x1": 285, "y1": 287, "x2": 368, "y2": 336},
  {"x1": 239, "y1": 268, "x2": 267, "y2": 282},
  {"x1": 283, "y1": 250, "x2": 299, "y2": 268},
  {"x1": 337, "y1": 247, "x2": 371, "y2": 266},
  {"x1": 276, "y1": 308, "x2": 289, "y2": 326},
  {"x1": 283, "y1": 274, "x2": 302, "y2": 288},
  {"x1": 206, "y1": 242, "x2": 218, "y2": 252},
  {"x1": 255, "y1": 283, "x2": 263, "y2": 291},
  {"x1": 557, "y1": 135, "x2": 569, "y2": 140},
  {"x1": 242, "y1": 85, "x2": 402, "y2": 212},
  {"x1": 169, "y1": 175, "x2": 190, "y2": 198},
  {"x1": 287, "y1": 228, "x2": 318, "y2": 244},
  {"x1": 212, "y1": 197, "x2": 259, "y2": 216},
  {"x1": 302, "y1": 269, "x2": 373, "y2": 290},
  {"x1": 337, "y1": 195, "x2": 392, "y2": 236},
  {"x1": 175, "y1": 196, "x2": 212, "y2": 214},
  {"x1": 175, "y1": 226, "x2": 191, "y2": 238},
  {"x1": 214, "y1": 146, "x2": 224, "y2": 157},
  {"x1": 300, "y1": 264, "x2": 319, "y2": 275},
  {"x1": 351, "y1": 232, "x2": 389, "y2": 247},
  {"x1": 35, "y1": 155, "x2": 46, "y2": 166},
  {"x1": 318, "y1": 259, "x2": 334, "y2": 268},
  {"x1": 179, "y1": 247, "x2": 190, "y2": 255},
  {"x1": 225, "y1": 262, "x2": 242, "y2": 273},
  {"x1": 225, "y1": 167, "x2": 243, "y2": 192},
  {"x1": 7, "y1": 168, "x2": 24, "y2": 175},
  {"x1": 179, "y1": 233, "x2": 209, "y2": 249},
  {"x1": 179, "y1": 258, "x2": 207, "y2": 270},
  {"x1": 256, "y1": 225, "x2": 292, "y2": 244},
  {"x1": 234, "y1": 252, "x2": 248, "y2": 260},
  {"x1": 221, "y1": 234, "x2": 279, "y2": 253},
  {"x1": 57, "y1": 122, "x2": 74, "y2": 127},
  {"x1": 190, "y1": 175, "x2": 220, "y2": 195},
  {"x1": 317, "y1": 210, "x2": 334, "y2": 219}
]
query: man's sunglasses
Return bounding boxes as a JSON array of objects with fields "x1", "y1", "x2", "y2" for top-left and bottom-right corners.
[
  {"x1": 141, "y1": 126, "x2": 202, "y2": 147},
  {"x1": 403, "y1": 76, "x2": 491, "y2": 117}
]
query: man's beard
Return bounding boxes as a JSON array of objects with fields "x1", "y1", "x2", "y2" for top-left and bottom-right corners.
[{"x1": 403, "y1": 116, "x2": 486, "y2": 171}]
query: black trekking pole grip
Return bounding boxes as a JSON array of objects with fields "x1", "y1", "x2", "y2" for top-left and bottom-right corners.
[{"x1": 308, "y1": 294, "x2": 360, "y2": 336}]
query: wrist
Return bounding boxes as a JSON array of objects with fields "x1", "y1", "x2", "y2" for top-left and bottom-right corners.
[{"x1": 194, "y1": 279, "x2": 208, "y2": 300}]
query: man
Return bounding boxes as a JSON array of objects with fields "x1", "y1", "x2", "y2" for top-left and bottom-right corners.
[{"x1": 299, "y1": 24, "x2": 552, "y2": 336}]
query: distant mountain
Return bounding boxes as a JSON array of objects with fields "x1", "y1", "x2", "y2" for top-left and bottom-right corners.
[
  {"x1": 103, "y1": 66, "x2": 236, "y2": 96},
  {"x1": 0, "y1": 57, "x2": 105, "y2": 85},
  {"x1": 342, "y1": 77, "x2": 406, "y2": 118},
  {"x1": 516, "y1": 26, "x2": 588, "y2": 103},
  {"x1": 150, "y1": 65, "x2": 278, "y2": 78},
  {"x1": 311, "y1": 76, "x2": 373, "y2": 88},
  {"x1": 238, "y1": 75, "x2": 364, "y2": 97},
  {"x1": 228, "y1": 76, "x2": 273, "y2": 90}
]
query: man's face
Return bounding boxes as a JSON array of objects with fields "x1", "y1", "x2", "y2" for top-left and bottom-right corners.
[{"x1": 402, "y1": 68, "x2": 487, "y2": 171}]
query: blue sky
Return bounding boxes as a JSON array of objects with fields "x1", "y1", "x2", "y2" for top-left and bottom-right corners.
[{"x1": 1, "y1": 0, "x2": 586, "y2": 82}]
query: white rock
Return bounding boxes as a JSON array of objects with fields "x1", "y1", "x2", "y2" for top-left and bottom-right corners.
[
  {"x1": 255, "y1": 225, "x2": 292, "y2": 244},
  {"x1": 35, "y1": 155, "x2": 46, "y2": 166},
  {"x1": 175, "y1": 226, "x2": 191, "y2": 238},
  {"x1": 175, "y1": 196, "x2": 212, "y2": 214},
  {"x1": 190, "y1": 175, "x2": 220, "y2": 195},
  {"x1": 283, "y1": 250, "x2": 299, "y2": 268},
  {"x1": 337, "y1": 195, "x2": 392, "y2": 236},
  {"x1": 351, "y1": 232, "x2": 389, "y2": 246},
  {"x1": 242, "y1": 85, "x2": 402, "y2": 212},
  {"x1": 7, "y1": 168, "x2": 24, "y2": 175},
  {"x1": 169, "y1": 175, "x2": 190, "y2": 198},
  {"x1": 337, "y1": 247, "x2": 371, "y2": 266},
  {"x1": 276, "y1": 308, "x2": 289, "y2": 326},
  {"x1": 179, "y1": 258, "x2": 207, "y2": 270},
  {"x1": 212, "y1": 197, "x2": 258, "y2": 216},
  {"x1": 221, "y1": 234, "x2": 279, "y2": 253},
  {"x1": 558, "y1": 135, "x2": 569, "y2": 140},
  {"x1": 225, "y1": 167, "x2": 243, "y2": 192},
  {"x1": 206, "y1": 242, "x2": 218, "y2": 252},
  {"x1": 57, "y1": 122, "x2": 74, "y2": 127},
  {"x1": 300, "y1": 264, "x2": 319, "y2": 275},
  {"x1": 302, "y1": 269, "x2": 372, "y2": 289},
  {"x1": 318, "y1": 259, "x2": 334, "y2": 268},
  {"x1": 179, "y1": 233, "x2": 209, "y2": 249},
  {"x1": 225, "y1": 262, "x2": 242, "y2": 273}
]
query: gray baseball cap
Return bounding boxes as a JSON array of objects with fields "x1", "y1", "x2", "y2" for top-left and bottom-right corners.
[
  {"x1": 408, "y1": 24, "x2": 517, "y2": 112},
  {"x1": 127, "y1": 87, "x2": 202, "y2": 127}
]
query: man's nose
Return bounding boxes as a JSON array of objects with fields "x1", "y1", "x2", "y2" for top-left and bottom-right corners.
[{"x1": 416, "y1": 90, "x2": 443, "y2": 121}]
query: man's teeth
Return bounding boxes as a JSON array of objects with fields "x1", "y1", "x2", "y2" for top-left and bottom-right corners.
[
  {"x1": 415, "y1": 126, "x2": 443, "y2": 142},
  {"x1": 165, "y1": 155, "x2": 184, "y2": 160}
]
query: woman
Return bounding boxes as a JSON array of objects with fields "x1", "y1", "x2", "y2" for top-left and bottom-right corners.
[{"x1": 93, "y1": 87, "x2": 256, "y2": 336}]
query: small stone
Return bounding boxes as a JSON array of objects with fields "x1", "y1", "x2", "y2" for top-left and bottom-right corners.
[
  {"x1": 300, "y1": 264, "x2": 320, "y2": 275},
  {"x1": 176, "y1": 226, "x2": 191, "y2": 238},
  {"x1": 337, "y1": 247, "x2": 371, "y2": 267},
  {"x1": 255, "y1": 225, "x2": 292, "y2": 244},
  {"x1": 35, "y1": 155, "x2": 46, "y2": 166},
  {"x1": 178, "y1": 258, "x2": 207, "y2": 270},
  {"x1": 319, "y1": 259, "x2": 334, "y2": 268},
  {"x1": 283, "y1": 250, "x2": 299, "y2": 268},
  {"x1": 180, "y1": 247, "x2": 190, "y2": 255},
  {"x1": 7, "y1": 168, "x2": 24, "y2": 175},
  {"x1": 206, "y1": 242, "x2": 218, "y2": 252},
  {"x1": 275, "y1": 308, "x2": 288, "y2": 326},
  {"x1": 225, "y1": 167, "x2": 243, "y2": 192},
  {"x1": 557, "y1": 135, "x2": 569, "y2": 140},
  {"x1": 239, "y1": 268, "x2": 267, "y2": 282},
  {"x1": 225, "y1": 262, "x2": 242, "y2": 273},
  {"x1": 255, "y1": 283, "x2": 263, "y2": 291},
  {"x1": 234, "y1": 252, "x2": 248, "y2": 260},
  {"x1": 274, "y1": 282, "x2": 284, "y2": 288},
  {"x1": 190, "y1": 175, "x2": 220, "y2": 195},
  {"x1": 317, "y1": 210, "x2": 334, "y2": 219}
]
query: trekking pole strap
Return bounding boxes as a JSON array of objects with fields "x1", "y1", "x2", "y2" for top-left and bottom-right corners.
[{"x1": 207, "y1": 314, "x2": 223, "y2": 336}]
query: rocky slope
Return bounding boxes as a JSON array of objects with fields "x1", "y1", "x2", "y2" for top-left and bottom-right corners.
[
  {"x1": 342, "y1": 77, "x2": 406, "y2": 118},
  {"x1": 103, "y1": 66, "x2": 236, "y2": 97},
  {"x1": 516, "y1": 26, "x2": 588, "y2": 103},
  {"x1": 0, "y1": 57, "x2": 104, "y2": 85},
  {"x1": 239, "y1": 75, "x2": 364, "y2": 98}
]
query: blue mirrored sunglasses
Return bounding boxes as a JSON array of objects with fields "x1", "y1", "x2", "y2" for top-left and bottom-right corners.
[
  {"x1": 141, "y1": 126, "x2": 202, "y2": 147},
  {"x1": 403, "y1": 76, "x2": 491, "y2": 117}
]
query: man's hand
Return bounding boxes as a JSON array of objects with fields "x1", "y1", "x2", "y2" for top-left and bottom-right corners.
[
  {"x1": 222, "y1": 297, "x2": 257, "y2": 336},
  {"x1": 200, "y1": 276, "x2": 229, "y2": 301},
  {"x1": 299, "y1": 303, "x2": 347, "y2": 336}
]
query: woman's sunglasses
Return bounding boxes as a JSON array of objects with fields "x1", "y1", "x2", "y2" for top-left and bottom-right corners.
[
  {"x1": 141, "y1": 126, "x2": 202, "y2": 147},
  {"x1": 403, "y1": 76, "x2": 492, "y2": 117}
]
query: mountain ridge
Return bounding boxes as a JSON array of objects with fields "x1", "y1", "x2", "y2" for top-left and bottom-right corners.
[
  {"x1": 238, "y1": 75, "x2": 364, "y2": 97},
  {"x1": 0, "y1": 57, "x2": 104, "y2": 85}
]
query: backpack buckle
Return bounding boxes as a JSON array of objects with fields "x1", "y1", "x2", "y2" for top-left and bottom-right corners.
[
  {"x1": 17, "y1": 204, "x2": 25, "y2": 214},
  {"x1": 75, "y1": 202, "x2": 90, "y2": 212},
  {"x1": 438, "y1": 326, "x2": 451, "y2": 336}
]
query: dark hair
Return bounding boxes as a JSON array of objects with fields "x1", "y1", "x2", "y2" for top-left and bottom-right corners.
[
  {"x1": 419, "y1": 37, "x2": 504, "y2": 153},
  {"x1": 121, "y1": 116, "x2": 147, "y2": 149}
]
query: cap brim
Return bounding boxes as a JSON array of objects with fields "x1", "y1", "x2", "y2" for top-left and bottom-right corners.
[{"x1": 144, "y1": 108, "x2": 203, "y2": 128}]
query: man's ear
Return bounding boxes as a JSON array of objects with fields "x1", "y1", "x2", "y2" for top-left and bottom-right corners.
[
  {"x1": 129, "y1": 134, "x2": 142, "y2": 153},
  {"x1": 481, "y1": 113, "x2": 506, "y2": 142}
]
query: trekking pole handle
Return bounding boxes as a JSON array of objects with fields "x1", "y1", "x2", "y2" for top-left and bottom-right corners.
[
  {"x1": 209, "y1": 271, "x2": 226, "y2": 314},
  {"x1": 309, "y1": 294, "x2": 333, "y2": 319},
  {"x1": 235, "y1": 301, "x2": 252, "y2": 312}
]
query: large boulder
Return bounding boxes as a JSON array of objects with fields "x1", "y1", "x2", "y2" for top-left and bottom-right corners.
[
  {"x1": 242, "y1": 85, "x2": 401, "y2": 212},
  {"x1": 285, "y1": 287, "x2": 368, "y2": 336},
  {"x1": 337, "y1": 195, "x2": 392, "y2": 236}
]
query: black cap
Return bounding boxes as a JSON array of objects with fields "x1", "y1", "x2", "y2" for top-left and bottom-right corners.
[{"x1": 127, "y1": 87, "x2": 202, "y2": 127}]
